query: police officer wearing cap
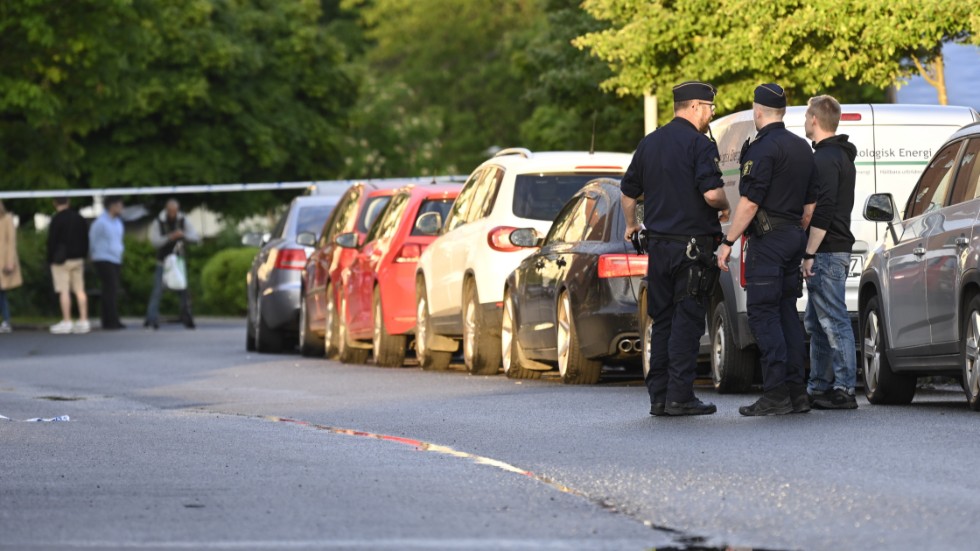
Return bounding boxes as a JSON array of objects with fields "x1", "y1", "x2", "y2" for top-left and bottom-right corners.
[
  {"x1": 622, "y1": 81, "x2": 730, "y2": 417},
  {"x1": 717, "y1": 83, "x2": 817, "y2": 416}
]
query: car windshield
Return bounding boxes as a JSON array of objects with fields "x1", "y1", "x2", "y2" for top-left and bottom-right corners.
[
  {"x1": 411, "y1": 198, "x2": 455, "y2": 236},
  {"x1": 357, "y1": 196, "x2": 392, "y2": 233},
  {"x1": 512, "y1": 173, "x2": 623, "y2": 221},
  {"x1": 294, "y1": 205, "x2": 335, "y2": 238}
]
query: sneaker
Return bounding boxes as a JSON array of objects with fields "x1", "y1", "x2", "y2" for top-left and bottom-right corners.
[
  {"x1": 72, "y1": 320, "x2": 91, "y2": 334},
  {"x1": 0, "y1": 321, "x2": 11, "y2": 333},
  {"x1": 739, "y1": 390, "x2": 794, "y2": 416},
  {"x1": 50, "y1": 320, "x2": 73, "y2": 334},
  {"x1": 812, "y1": 388, "x2": 859, "y2": 410},
  {"x1": 665, "y1": 399, "x2": 717, "y2": 416},
  {"x1": 649, "y1": 402, "x2": 667, "y2": 417}
]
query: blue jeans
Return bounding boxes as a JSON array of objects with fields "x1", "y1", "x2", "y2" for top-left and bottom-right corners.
[
  {"x1": 145, "y1": 263, "x2": 192, "y2": 325},
  {"x1": 804, "y1": 252, "x2": 856, "y2": 393}
]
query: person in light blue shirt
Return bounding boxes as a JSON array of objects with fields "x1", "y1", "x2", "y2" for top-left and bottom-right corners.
[{"x1": 89, "y1": 196, "x2": 126, "y2": 330}]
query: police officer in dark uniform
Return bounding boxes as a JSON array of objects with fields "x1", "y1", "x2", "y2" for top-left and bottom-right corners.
[
  {"x1": 717, "y1": 83, "x2": 816, "y2": 416},
  {"x1": 622, "y1": 81, "x2": 730, "y2": 417}
]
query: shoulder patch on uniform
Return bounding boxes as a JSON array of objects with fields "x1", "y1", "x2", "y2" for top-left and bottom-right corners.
[{"x1": 742, "y1": 160, "x2": 753, "y2": 177}]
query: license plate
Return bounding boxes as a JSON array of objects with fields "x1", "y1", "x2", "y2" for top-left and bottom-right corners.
[{"x1": 849, "y1": 255, "x2": 863, "y2": 277}]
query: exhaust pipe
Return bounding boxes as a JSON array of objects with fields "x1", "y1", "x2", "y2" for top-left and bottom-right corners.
[
  {"x1": 617, "y1": 339, "x2": 633, "y2": 353},
  {"x1": 632, "y1": 338, "x2": 642, "y2": 352}
]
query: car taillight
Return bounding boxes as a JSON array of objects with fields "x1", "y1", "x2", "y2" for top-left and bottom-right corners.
[
  {"x1": 394, "y1": 243, "x2": 422, "y2": 263},
  {"x1": 488, "y1": 226, "x2": 521, "y2": 252},
  {"x1": 597, "y1": 254, "x2": 647, "y2": 278},
  {"x1": 840, "y1": 113, "x2": 861, "y2": 121},
  {"x1": 739, "y1": 236, "x2": 748, "y2": 288},
  {"x1": 274, "y1": 248, "x2": 307, "y2": 270}
]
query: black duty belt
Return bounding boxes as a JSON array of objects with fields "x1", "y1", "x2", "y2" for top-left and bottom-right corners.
[{"x1": 644, "y1": 231, "x2": 720, "y2": 246}]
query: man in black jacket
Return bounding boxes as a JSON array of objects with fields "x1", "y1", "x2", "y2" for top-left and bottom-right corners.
[
  {"x1": 801, "y1": 95, "x2": 859, "y2": 409},
  {"x1": 47, "y1": 197, "x2": 90, "y2": 334}
]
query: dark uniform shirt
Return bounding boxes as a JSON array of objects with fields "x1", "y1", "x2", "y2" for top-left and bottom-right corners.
[
  {"x1": 621, "y1": 117, "x2": 724, "y2": 236},
  {"x1": 738, "y1": 122, "x2": 816, "y2": 220}
]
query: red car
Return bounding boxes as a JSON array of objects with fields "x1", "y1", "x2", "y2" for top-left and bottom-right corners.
[
  {"x1": 337, "y1": 183, "x2": 462, "y2": 366},
  {"x1": 299, "y1": 181, "x2": 403, "y2": 359}
]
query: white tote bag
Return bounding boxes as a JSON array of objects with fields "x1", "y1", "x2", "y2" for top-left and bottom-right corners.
[{"x1": 162, "y1": 253, "x2": 187, "y2": 290}]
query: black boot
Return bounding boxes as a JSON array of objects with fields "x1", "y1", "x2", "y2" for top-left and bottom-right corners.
[
  {"x1": 666, "y1": 398, "x2": 717, "y2": 416},
  {"x1": 788, "y1": 384, "x2": 811, "y2": 414},
  {"x1": 739, "y1": 387, "x2": 793, "y2": 416}
]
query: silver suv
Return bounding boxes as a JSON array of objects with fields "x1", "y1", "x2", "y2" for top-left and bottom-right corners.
[{"x1": 859, "y1": 121, "x2": 980, "y2": 410}]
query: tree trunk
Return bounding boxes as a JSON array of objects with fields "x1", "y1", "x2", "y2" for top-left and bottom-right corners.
[{"x1": 912, "y1": 51, "x2": 948, "y2": 106}]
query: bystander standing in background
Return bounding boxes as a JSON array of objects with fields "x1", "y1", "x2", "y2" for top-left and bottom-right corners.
[
  {"x1": 145, "y1": 198, "x2": 199, "y2": 330},
  {"x1": 89, "y1": 196, "x2": 126, "y2": 330},
  {"x1": 48, "y1": 197, "x2": 91, "y2": 334},
  {"x1": 0, "y1": 200, "x2": 22, "y2": 333}
]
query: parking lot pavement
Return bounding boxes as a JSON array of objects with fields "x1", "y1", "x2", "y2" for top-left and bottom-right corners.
[{"x1": 2, "y1": 320, "x2": 979, "y2": 550}]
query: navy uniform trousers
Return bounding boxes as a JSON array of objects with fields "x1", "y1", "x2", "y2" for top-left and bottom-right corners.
[
  {"x1": 645, "y1": 239, "x2": 705, "y2": 404},
  {"x1": 745, "y1": 226, "x2": 807, "y2": 391}
]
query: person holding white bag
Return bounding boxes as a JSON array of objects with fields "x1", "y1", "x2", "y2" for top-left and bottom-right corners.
[{"x1": 144, "y1": 198, "x2": 199, "y2": 330}]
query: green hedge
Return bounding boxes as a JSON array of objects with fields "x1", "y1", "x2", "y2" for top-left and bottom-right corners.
[{"x1": 200, "y1": 247, "x2": 254, "y2": 315}]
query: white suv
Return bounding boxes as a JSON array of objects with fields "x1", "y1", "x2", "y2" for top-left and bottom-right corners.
[{"x1": 414, "y1": 149, "x2": 631, "y2": 374}]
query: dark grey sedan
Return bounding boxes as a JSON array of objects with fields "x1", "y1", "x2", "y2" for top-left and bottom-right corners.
[{"x1": 246, "y1": 195, "x2": 339, "y2": 353}]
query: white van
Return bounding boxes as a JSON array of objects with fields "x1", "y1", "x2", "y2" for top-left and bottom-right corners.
[{"x1": 706, "y1": 104, "x2": 980, "y2": 392}]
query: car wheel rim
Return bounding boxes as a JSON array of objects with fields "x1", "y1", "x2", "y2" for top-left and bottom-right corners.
[
  {"x1": 325, "y1": 289, "x2": 336, "y2": 350},
  {"x1": 501, "y1": 294, "x2": 514, "y2": 374},
  {"x1": 373, "y1": 297, "x2": 383, "y2": 359},
  {"x1": 711, "y1": 318, "x2": 725, "y2": 386},
  {"x1": 299, "y1": 299, "x2": 307, "y2": 345},
  {"x1": 642, "y1": 316, "x2": 652, "y2": 379},
  {"x1": 557, "y1": 294, "x2": 570, "y2": 376},
  {"x1": 463, "y1": 292, "x2": 476, "y2": 367},
  {"x1": 416, "y1": 294, "x2": 428, "y2": 359},
  {"x1": 966, "y1": 310, "x2": 980, "y2": 398},
  {"x1": 863, "y1": 310, "x2": 881, "y2": 394}
]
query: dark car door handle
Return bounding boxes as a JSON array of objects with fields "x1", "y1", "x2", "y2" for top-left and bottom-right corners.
[
  {"x1": 955, "y1": 236, "x2": 969, "y2": 247},
  {"x1": 556, "y1": 258, "x2": 567, "y2": 267},
  {"x1": 913, "y1": 247, "x2": 926, "y2": 257}
]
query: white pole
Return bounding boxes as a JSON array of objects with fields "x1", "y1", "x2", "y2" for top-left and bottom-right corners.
[{"x1": 644, "y1": 93, "x2": 658, "y2": 136}]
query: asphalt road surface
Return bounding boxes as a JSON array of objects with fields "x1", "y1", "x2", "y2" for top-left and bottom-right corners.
[{"x1": 2, "y1": 319, "x2": 977, "y2": 550}]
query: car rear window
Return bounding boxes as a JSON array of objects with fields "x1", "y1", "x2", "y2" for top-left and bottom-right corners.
[
  {"x1": 512, "y1": 174, "x2": 622, "y2": 221},
  {"x1": 411, "y1": 198, "x2": 455, "y2": 236},
  {"x1": 357, "y1": 196, "x2": 392, "y2": 233},
  {"x1": 295, "y1": 205, "x2": 335, "y2": 237}
]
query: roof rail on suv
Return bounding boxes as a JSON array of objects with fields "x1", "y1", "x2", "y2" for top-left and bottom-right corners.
[{"x1": 493, "y1": 147, "x2": 533, "y2": 159}]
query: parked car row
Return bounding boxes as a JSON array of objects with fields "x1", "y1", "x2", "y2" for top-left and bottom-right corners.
[{"x1": 245, "y1": 108, "x2": 980, "y2": 409}]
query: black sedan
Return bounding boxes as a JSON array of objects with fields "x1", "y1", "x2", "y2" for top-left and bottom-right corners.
[{"x1": 502, "y1": 178, "x2": 645, "y2": 384}]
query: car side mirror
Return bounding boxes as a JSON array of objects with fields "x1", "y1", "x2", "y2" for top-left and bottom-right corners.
[
  {"x1": 241, "y1": 232, "x2": 263, "y2": 247},
  {"x1": 296, "y1": 232, "x2": 317, "y2": 247},
  {"x1": 509, "y1": 227, "x2": 543, "y2": 248},
  {"x1": 335, "y1": 231, "x2": 358, "y2": 249},
  {"x1": 863, "y1": 193, "x2": 896, "y2": 222},
  {"x1": 864, "y1": 193, "x2": 899, "y2": 243},
  {"x1": 415, "y1": 212, "x2": 443, "y2": 236}
]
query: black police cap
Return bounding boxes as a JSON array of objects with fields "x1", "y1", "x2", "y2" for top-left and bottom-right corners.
[
  {"x1": 754, "y1": 83, "x2": 786, "y2": 108},
  {"x1": 672, "y1": 81, "x2": 716, "y2": 103}
]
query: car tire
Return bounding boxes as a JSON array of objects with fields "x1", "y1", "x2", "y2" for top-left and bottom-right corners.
[
  {"x1": 501, "y1": 289, "x2": 541, "y2": 380},
  {"x1": 557, "y1": 291, "x2": 601, "y2": 384},
  {"x1": 324, "y1": 283, "x2": 340, "y2": 360},
  {"x1": 373, "y1": 287, "x2": 406, "y2": 368},
  {"x1": 861, "y1": 295, "x2": 916, "y2": 404},
  {"x1": 960, "y1": 295, "x2": 980, "y2": 411},
  {"x1": 463, "y1": 280, "x2": 502, "y2": 376},
  {"x1": 246, "y1": 297, "x2": 257, "y2": 351},
  {"x1": 710, "y1": 301, "x2": 755, "y2": 393},
  {"x1": 337, "y1": 297, "x2": 370, "y2": 364},
  {"x1": 298, "y1": 294, "x2": 323, "y2": 357},
  {"x1": 255, "y1": 298, "x2": 283, "y2": 353},
  {"x1": 416, "y1": 279, "x2": 452, "y2": 371}
]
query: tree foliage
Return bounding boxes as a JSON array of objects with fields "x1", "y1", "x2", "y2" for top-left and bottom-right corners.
[
  {"x1": 0, "y1": 0, "x2": 358, "y2": 218},
  {"x1": 575, "y1": 0, "x2": 979, "y2": 120}
]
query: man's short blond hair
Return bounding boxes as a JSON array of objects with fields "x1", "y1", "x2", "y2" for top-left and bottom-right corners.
[{"x1": 807, "y1": 95, "x2": 841, "y2": 133}]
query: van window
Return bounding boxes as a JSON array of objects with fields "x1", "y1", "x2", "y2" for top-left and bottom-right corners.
[
  {"x1": 906, "y1": 141, "x2": 964, "y2": 219},
  {"x1": 948, "y1": 138, "x2": 980, "y2": 206}
]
